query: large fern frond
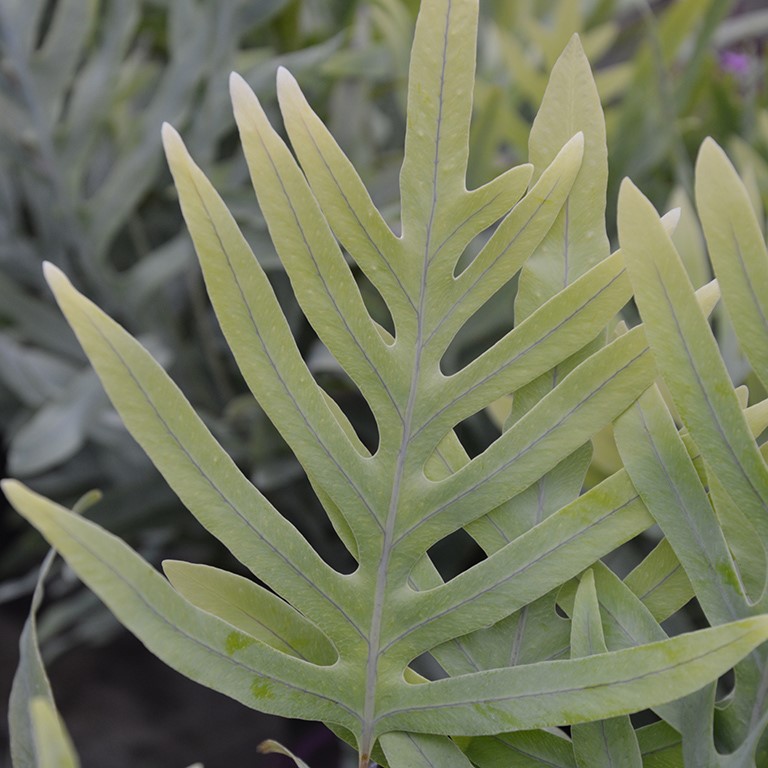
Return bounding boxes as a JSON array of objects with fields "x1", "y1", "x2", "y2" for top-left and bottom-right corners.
[{"x1": 6, "y1": 1, "x2": 768, "y2": 766}]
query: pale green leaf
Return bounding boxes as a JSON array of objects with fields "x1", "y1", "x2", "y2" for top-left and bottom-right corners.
[
  {"x1": 635, "y1": 721, "x2": 682, "y2": 767},
  {"x1": 162, "y1": 561, "x2": 336, "y2": 664},
  {"x1": 42, "y1": 264, "x2": 358, "y2": 648},
  {"x1": 430, "y1": 591, "x2": 570, "y2": 676},
  {"x1": 501, "y1": 35, "x2": 614, "y2": 663},
  {"x1": 623, "y1": 538, "x2": 694, "y2": 623},
  {"x1": 277, "y1": 66, "x2": 532, "y2": 324},
  {"x1": 378, "y1": 616, "x2": 768, "y2": 736},
  {"x1": 398, "y1": 0, "x2": 477, "y2": 251},
  {"x1": 470, "y1": 442, "x2": 592, "y2": 555},
  {"x1": 9, "y1": 549, "x2": 57, "y2": 768},
  {"x1": 161, "y1": 125, "x2": 379, "y2": 562},
  {"x1": 707, "y1": 469, "x2": 767, "y2": 605},
  {"x1": 676, "y1": 685, "x2": 721, "y2": 768},
  {"x1": 570, "y1": 570, "x2": 643, "y2": 768},
  {"x1": 668, "y1": 186, "x2": 709, "y2": 290},
  {"x1": 258, "y1": 739, "x2": 311, "y2": 767},
  {"x1": 8, "y1": 2, "x2": 767, "y2": 763},
  {"x1": 429, "y1": 134, "x2": 583, "y2": 353},
  {"x1": 2, "y1": 481, "x2": 356, "y2": 730},
  {"x1": 517, "y1": 33, "x2": 610, "y2": 323},
  {"x1": 380, "y1": 732, "x2": 474, "y2": 767},
  {"x1": 557, "y1": 563, "x2": 678, "y2": 733},
  {"x1": 393, "y1": 471, "x2": 652, "y2": 660},
  {"x1": 557, "y1": 561, "x2": 747, "y2": 755},
  {"x1": 461, "y1": 729, "x2": 576, "y2": 768},
  {"x1": 402, "y1": 327, "x2": 655, "y2": 556},
  {"x1": 618, "y1": 179, "x2": 768, "y2": 545},
  {"x1": 29, "y1": 698, "x2": 80, "y2": 768},
  {"x1": 423, "y1": 251, "x2": 633, "y2": 450},
  {"x1": 615, "y1": 384, "x2": 748, "y2": 626},
  {"x1": 229, "y1": 74, "x2": 398, "y2": 426},
  {"x1": 696, "y1": 138, "x2": 768, "y2": 391}
]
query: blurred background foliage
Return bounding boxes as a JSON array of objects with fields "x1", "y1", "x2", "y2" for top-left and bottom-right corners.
[{"x1": 0, "y1": 0, "x2": 766, "y2": 761}]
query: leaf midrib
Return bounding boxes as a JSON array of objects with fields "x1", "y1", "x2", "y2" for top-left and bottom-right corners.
[
  {"x1": 383, "y1": 629, "x2": 757, "y2": 718},
  {"x1": 651, "y1": 259, "x2": 768, "y2": 518},
  {"x1": 359, "y1": 0, "x2": 454, "y2": 755}
]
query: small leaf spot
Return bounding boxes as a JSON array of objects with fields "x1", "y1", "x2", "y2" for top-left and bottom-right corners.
[
  {"x1": 251, "y1": 678, "x2": 275, "y2": 700},
  {"x1": 225, "y1": 630, "x2": 255, "y2": 655}
]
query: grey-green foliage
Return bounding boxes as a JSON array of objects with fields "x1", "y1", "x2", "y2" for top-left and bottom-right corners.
[
  {"x1": 0, "y1": 0, "x2": 348, "y2": 576},
  {"x1": 8, "y1": 549, "x2": 65, "y2": 768},
  {"x1": 8, "y1": 491, "x2": 101, "y2": 768},
  {"x1": 6, "y1": 0, "x2": 768, "y2": 766}
]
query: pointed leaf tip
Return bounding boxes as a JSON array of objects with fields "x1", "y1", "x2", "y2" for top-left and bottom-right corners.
[
  {"x1": 41, "y1": 261, "x2": 67, "y2": 292},
  {"x1": 229, "y1": 71, "x2": 253, "y2": 104},
  {"x1": 276, "y1": 67, "x2": 299, "y2": 104},
  {"x1": 699, "y1": 135, "x2": 720, "y2": 156},
  {"x1": 556, "y1": 131, "x2": 585, "y2": 164},
  {"x1": 548, "y1": 132, "x2": 584, "y2": 161},
  {"x1": 619, "y1": 177, "x2": 638, "y2": 195},
  {"x1": 560, "y1": 33, "x2": 586, "y2": 59},
  {"x1": 161, "y1": 122, "x2": 185, "y2": 161},
  {"x1": 661, "y1": 207, "x2": 681, "y2": 233},
  {"x1": 618, "y1": 177, "x2": 647, "y2": 211},
  {"x1": 2, "y1": 480, "x2": 39, "y2": 519},
  {"x1": 161, "y1": 122, "x2": 179, "y2": 144},
  {"x1": 276, "y1": 65, "x2": 295, "y2": 87},
  {"x1": 1, "y1": 477, "x2": 18, "y2": 499},
  {"x1": 258, "y1": 740, "x2": 311, "y2": 768},
  {"x1": 696, "y1": 136, "x2": 730, "y2": 176}
]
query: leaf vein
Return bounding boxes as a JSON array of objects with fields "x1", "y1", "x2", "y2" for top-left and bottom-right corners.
[
  {"x1": 191, "y1": 176, "x2": 384, "y2": 536},
  {"x1": 402, "y1": 346, "x2": 649, "y2": 542},
  {"x1": 85, "y1": 313, "x2": 366, "y2": 641}
]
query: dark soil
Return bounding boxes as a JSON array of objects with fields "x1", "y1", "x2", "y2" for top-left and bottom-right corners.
[{"x1": 1, "y1": 605, "x2": 342, "y2": 767}]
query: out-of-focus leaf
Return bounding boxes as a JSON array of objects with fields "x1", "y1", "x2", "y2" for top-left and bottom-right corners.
[
  {"x1": 668, "y1": 186, "x2": 709, "y2": 290},
  {"x1": 31, "y1": 0, "x2": 96, "y2": 122},
  {"x1": 0, "y1": 337, "x2": 78, "y2": 408},
  {"x1": 8, "y1": 374, "x2": 103, "y2": 477},
  {"x1": 258, "y1": 739, "x2": 311, "y2": 768},
  {"x1": 8, "y1": 549, "x2": 57, "y2": 767},
  {"x1": 29, "y1": 697, "x2": 80, "y2": 768}
]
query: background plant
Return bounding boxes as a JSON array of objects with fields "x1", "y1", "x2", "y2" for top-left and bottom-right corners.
[{"x1": 0, "y1": 0, "x2": 362, "y2": 654}]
